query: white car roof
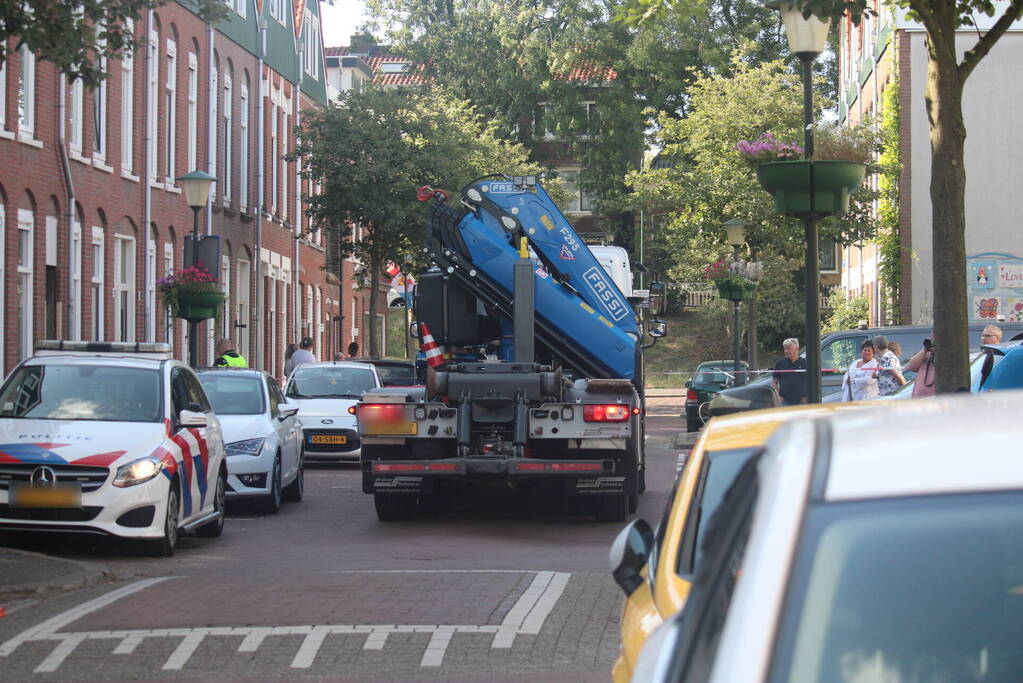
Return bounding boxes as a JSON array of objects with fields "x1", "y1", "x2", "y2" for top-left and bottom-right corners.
[
  {"x1": 823, "y1": 390, "x2": 1023, "y2": 501},
  {"x1": 292, "y1": 361, "x2": 375, "y2": 370}
]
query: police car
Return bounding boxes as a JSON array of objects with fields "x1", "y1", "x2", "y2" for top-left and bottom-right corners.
[{"x1": 0, "y1": 341, "x2": 227, "y2": 556}]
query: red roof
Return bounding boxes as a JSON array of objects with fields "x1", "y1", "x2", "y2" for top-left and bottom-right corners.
[
  {"x1": 556, "y1": 61, "x2": 617, "y2": 83},
  {"x1": 324, "y1": 46, "x2": 350, "y2": 57}
]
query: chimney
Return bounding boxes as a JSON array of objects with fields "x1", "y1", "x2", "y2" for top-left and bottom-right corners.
[{"x1": 349, "y1": 34, "x2": 376, "y2": 55}]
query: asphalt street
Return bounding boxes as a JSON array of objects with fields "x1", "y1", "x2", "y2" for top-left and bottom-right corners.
[{"x1": 0, "y1": 393, "x2": 695, "y2": 681}]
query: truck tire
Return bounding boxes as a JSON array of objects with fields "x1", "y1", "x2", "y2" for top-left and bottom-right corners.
[
  {"x1": 374, "y1": 494, "x2": 416, "y2": 522},
  {"x1": 596, "y1": 494, "x2": 629, "y2": 523}
]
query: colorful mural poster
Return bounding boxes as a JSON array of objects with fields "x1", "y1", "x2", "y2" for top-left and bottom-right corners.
[
  {"x1": 974, "y1": 296, "x2": 1001, "y2": 320},
  {"x1": 971, "y1": 261, "x2": 995, "y2": 289},
  {"x1": 1007, "y1": 297, "x2": 1023, "y2": 323},
  {"x1": 968, "y1": 253, "x2": 1023, "y2": 321}
]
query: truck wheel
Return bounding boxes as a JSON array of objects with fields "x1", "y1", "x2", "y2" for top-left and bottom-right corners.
[
  {"x1": 596, "y1": 494, "x2": 628, "y2": 523},
  {"x1": 628, "y1": 494, "x2": 638, "y2": 514},
  {"x1": 374, "y1": 494, "x2": 416, "y2": 522}
]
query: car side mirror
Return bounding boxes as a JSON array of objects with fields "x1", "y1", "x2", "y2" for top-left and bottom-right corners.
[
  {"x1": 179, "y1": 409, "x2": 207, "y2": 428},
  {"x1": 609, "y1": 518, "x2": 654, "y2": 597},
  {"x1": 647, "y1": 281, "x2": 667, "y2": 316},
  {"x1": 278, "y1": 402, "x2": 300, "y2": 420},
  {"x1": 648, "y1": 321, "x2": 667, "y2": 339},
  {"x1": 684, "y1": 380, "x2": 691, "y2": 388}
]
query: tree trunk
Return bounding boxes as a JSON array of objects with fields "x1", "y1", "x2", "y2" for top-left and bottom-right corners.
[
  {"x1": 924, "y1": 34, "x2": 970, "y2": 393},
  {"x1": 368, "y1": 254, "x2": 381, "y2": 357}
]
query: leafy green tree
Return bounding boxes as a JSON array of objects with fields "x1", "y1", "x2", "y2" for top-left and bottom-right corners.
[
  {"x1": 619, "y1": 0, "x2": 1023, "y2": 392},
  {"x1": 294, "y1": 86, "x2": 541, "y2": 356},
  {"x1": 822, "y1": 289, "x2": 870, "y2": 334},
  {"x1": 0, "y1": 0, "x2": 228, "y2": 89},
  {"x1": 625, "y1": 55, "x2": 877, "y2": 348}
]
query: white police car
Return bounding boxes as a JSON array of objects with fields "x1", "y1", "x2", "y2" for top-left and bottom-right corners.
[{"x1": 0, "y1": 341, "x2": 227, "y2": 556}]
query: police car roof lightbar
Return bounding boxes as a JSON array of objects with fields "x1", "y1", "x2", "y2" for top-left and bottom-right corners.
[{"x1": 35, "y1": 340, "x2": 174, "y2": 357}]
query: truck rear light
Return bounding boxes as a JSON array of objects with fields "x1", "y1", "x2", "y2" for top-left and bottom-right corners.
[
  {"x1": 686, "y1": 389, "x2": 698, "y2": 402},
  {"x1": 550, "y1": 463, "x2": 602, "y2": 471},
  {"x1": 373, "y1": 462, "x2": 459, "y2": 473},
  {"x1": 359, "y1": 404, "x2": 407, "y2": 422},
  {"x1": 582, "y1": 404, "x2": 630, "y2": 422}
]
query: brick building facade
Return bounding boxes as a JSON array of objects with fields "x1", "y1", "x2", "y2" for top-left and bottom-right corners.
[{"x1": 0, "y1": 0, "x2": 382, "y2": 378}]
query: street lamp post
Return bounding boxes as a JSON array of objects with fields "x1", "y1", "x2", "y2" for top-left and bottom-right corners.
[
  {"x1": 176, "y1": 170, "x2": 216, "y2": 368},
  {"x1": 770, "y1": 0, "x2": 831, "y2": 403},
  {"x1": 724, "y1": 218, "x2": 747, "y2": 383}
]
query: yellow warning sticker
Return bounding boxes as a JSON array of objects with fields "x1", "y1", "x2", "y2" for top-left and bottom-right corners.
[
  {"x1": 598, "y1": 316, "x2": 615, "y2": 328},
  {"x1": 539, "y1": 215, "x2": 555, "y2": 231},
  {"x1": 579, "y1": 302, "x2": 596, "y2": 314}
]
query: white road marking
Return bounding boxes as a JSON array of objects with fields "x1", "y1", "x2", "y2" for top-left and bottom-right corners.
[
  {"x1": 3, "y1": 571, "x2": 571, "y2": 673},
  {"x1": 0, "y1": 577, "x2": 171, "y2": 657}
]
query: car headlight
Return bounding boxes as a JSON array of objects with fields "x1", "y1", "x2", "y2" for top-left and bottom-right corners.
[
  {"x1": 112, "y1": 456, "x2": 165, "y2": 488},
  {"x1": 226, "y1": 438, "x2": 265, "y2": 457}
]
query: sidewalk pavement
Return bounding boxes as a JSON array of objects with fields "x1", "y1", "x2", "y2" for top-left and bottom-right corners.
[{"x1": 0, "y1": 545, "x2": 108, "y2": 602}]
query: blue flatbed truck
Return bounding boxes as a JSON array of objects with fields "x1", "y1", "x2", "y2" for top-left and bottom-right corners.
[{"x1": 357, "y1": 176, "x2": 667, "y2": 522}]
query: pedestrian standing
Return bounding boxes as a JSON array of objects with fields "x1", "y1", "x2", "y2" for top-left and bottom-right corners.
[
  {"x1": 213, "y1": 338, "x2": 248, "y2": 367},
  {"x1": 841, "y1": 339, "x2": 880, "y2": 400},
  {"x1": 283, "y1": 343, "x2": 299, "y2": 377},
  {"x1": 873, "y1": 335, "x2": 906, "y2": 396},
  {"x1": 772, "y1": 338, "x2": 808, "y2": 405},
  {"x1": 347, "y1": 341, "x2": 359, "y2": 359},
  {"x1": 287, "y1": 337, "x2": 316, "y2": 375},
  {"x1": 905, "y1": 334, "x2": 937, "y2": 398}
]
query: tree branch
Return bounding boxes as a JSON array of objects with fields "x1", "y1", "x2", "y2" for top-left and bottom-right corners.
[{"x1": 959, "y1": 0, "x2": 1023, "y2": 81}]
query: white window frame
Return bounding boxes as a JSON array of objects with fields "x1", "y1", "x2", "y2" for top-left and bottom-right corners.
[
  {"x1": 270, "y1": 95, "x2": 278, "y2": 213},
  {"x1": 147, "y1": 28, "x2": 159, "y2": 181},
  {"x1": 221, "y1": 255, "x2": 231, "y2": 339},
  {"x1": 268, "y1": 268, "x2": 278, "y2": 377},
  {"x1": 70, "y1": 221, "x2": 82, "y2": 340},
  {"x1": 210, "y1": 65, "x2": 218, "y2": 188},
  {"x1": 269, "y1": 0, "x2": 286, "y2": 23},
  {"x1": 314, "y1": 287, "x2": 322, "y2": 355},
  {"x1": 0, "y1": 55, "x2": 7, "y2": 131},
  {"x1": 239, "y1": 82, "x2": 249, "y2": 210},
  {"x1": 113, "y1": 236, "x2": 136, "y2": 342},
  {"x1": 303, "y1": 14, "x2": 320, "y2": 78},
  {"x1": 18, "y1": 45, "x2": 35, "y2": 136},
  {"x1": 0, "y1": 203, "x2": 5, "y2": 364},
  {"x1": 70, "y1": 77, "x2": 84, "y2": 152},
  {"x1": 280, "y1": 106, "x2": 288, "y2": 221},
  {"x1": 91, "y1": 227, "x2": 105, "y2": 342},
  {"x1": 146, "y1": 238, "x2": 156, "y2": 340},
  {"x1": 17, "y1": 209, "x2": 34, "y2": 361},
  {"x1": 187, "y1": 52, "x2": 198, "y2": 171},
  {"x1": 223, "y1": 72, "x2": 233, "y2": 201},
  {"x1": 233, "y1": 0, "x2": 246, "y2": 18},
  {"x1": 164, "y1": 39, "x2": 177, "y2": 183},
  {"x1": 93, "y1": 55, "x2": 108, "y2": 160},
  {"x1": 163, "y1": 243, "x2": 174, "y2": 343},
  {"x1": 121, "y1": 46, "x2": 135, "y2": 174},
  {"x1": 237, "y1": 259, "x2": 250, "y2": 358}
]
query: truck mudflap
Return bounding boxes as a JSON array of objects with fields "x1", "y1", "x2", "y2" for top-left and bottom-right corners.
[{"x1": 366, "y1": 457, "x2": 634, "y2": 496}]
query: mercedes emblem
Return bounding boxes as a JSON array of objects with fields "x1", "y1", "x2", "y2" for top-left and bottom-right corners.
[{"x1": 31, "y1": 466, "x2": 57, "y2": 487}]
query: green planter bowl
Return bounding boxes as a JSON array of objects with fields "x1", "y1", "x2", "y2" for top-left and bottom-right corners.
[
  {"x1": 176, "y1": 290, "x2": 226, "y2": 320},
  {"x1": 756, "y1": 160, "x2": 866, "y2": 216},
  {"x1": 715, "y1": 281, "x2": 757, "y2": 301}
]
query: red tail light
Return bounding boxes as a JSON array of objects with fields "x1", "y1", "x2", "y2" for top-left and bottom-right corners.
[
  {"x1": 358, "y1": 404, "x2": 407, "y2": 422},
  {"x1": 583, "y1": 404, "x2": 630, "y2": 422},
  {"x1": 686, "y1": 389, "x2": 698, "y2": 402}
]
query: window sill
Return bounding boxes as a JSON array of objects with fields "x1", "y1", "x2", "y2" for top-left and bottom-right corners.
[
  {"x1": 70, "y1": 150, "x2": 91, "y2": 164},
  {"x1": 93, "y1": 159, "x2": 114, "y2": 174},
  {"x1": 0, "y1": 129, "x2": 15, "y2": 140},
  {"x1": 122, "y1": 171, "x2": 140, "y2": 183},
  {"x1": 18, "y1": 131, "x2": 43, "y2": 148},
  {"x1": 164, "y1": 184, "x2": 182, "y2": 195},
  {"x1": 150, "y1": 180, "x2": 165, "y2": 190}
]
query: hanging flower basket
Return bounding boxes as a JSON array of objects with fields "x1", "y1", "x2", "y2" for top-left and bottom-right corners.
[
  {"x1": 157, "y1": 263, "x2": 225, "y2": 321},
  {"x1": 176, "y1": 291, "x2": 227, "y2": 320},
  {"x1": 715, "y1": 280, "x2": 757, "y2": 301},
  {"x1": 756, "y1": 160, "x2": 866, "y2": 216}
]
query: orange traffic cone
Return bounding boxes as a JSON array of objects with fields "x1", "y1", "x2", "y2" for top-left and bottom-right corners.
[{"x1": 419, "y1": 322, "x2": 446, "y2": 369}]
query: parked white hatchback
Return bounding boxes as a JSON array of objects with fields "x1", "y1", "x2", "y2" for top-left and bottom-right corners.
[
  {"x1": 198, "y1": 368, "x2": 303, "y2": 512},
  {"x1": 0, "y1": 341, "x2": 227, "y2": 556},
  {"x1": 633, "y1": 390, "x2": 1023, "y2": 683},
  {"x1": 284, "y1": 362, "x2": 380, "y2": 461}
]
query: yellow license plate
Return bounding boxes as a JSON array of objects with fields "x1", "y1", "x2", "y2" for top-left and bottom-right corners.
[
  {"x1": 364, "y1": 422, "x2": 418, "y2": 436},
  {"x1": 310, "y1": 435, "x2": 347, "y2": 444},
  {"x1": 10, "y1": 484, "x2": 82, "y2": 508}
]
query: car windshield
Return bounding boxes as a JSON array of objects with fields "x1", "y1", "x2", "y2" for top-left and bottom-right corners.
[
  {"x1": 0, "y1": 364, "x2": 162, "y2": 422},
  {"x1": 286, "y1": 367, "x2": 376, "y2": 398},
  {"x1": 372, "y1": 364, "x2": 417, "y2": 386},
  {"x1": 770, "y1": 492, "x2": 1023, "y2": 683},
  {"x1": 199, "y1": 374, "x2": 265, "y2": 415},
  {"x1": 694, "y1": 366, "x2": 734, "y2": 385}
]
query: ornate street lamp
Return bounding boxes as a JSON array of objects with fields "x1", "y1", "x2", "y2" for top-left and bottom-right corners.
[
  {"x1": 724, "y1": 218, "x2": 747, "y2": 383},
  {"x1": 768, "y1": 0, "x2": 832, "y2": 403},
  {"x1": 176, "y1": 169, "x2": 217, "y2": 368}
]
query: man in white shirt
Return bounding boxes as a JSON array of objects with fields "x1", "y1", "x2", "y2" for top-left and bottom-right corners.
[{"x1": 285, "y1": 337, "x2": 316, "y2": 376}]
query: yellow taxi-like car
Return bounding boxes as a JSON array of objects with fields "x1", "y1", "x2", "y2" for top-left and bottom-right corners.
[{"x1": 609, "y1": 402, "x2": 871, "y2": 683}]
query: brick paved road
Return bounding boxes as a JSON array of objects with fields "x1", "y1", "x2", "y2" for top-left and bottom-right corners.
[{"x1": 0, "y1": 400, "x2": 692, "y2": 681}]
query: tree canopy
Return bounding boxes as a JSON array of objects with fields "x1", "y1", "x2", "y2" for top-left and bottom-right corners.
[{"x1": 294, "y1": 86, "x2": 541, "y2": 355}]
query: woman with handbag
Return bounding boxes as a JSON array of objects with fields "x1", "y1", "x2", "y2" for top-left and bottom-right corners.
[{"x1": 842, "y1": 339, "x2": 881, "y2": 401}]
